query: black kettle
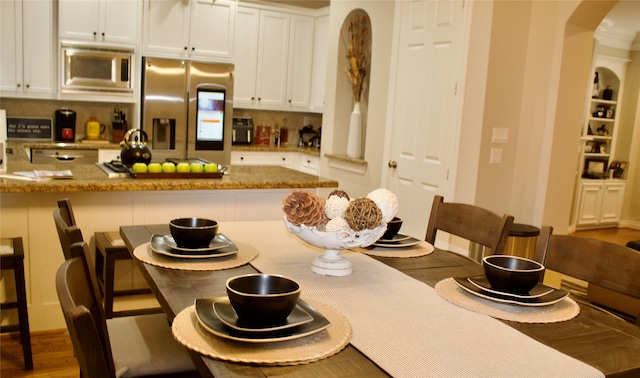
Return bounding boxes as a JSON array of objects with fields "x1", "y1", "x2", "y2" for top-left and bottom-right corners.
[{"x1": 120, "y1": 129, "x2": 152, "y2": 166}]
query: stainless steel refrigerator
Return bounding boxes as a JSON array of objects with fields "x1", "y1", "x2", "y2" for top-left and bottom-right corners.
[{"x1": 140, "y1": 57, "x2": 234, "y2": 164}]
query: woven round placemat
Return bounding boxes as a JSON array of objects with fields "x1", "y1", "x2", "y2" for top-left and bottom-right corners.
[
  {"x1": 354, "y1": 241, "x2": 435, "y2": 258},
  {"x1": 133, "y1": 242, "x2": 258, "y2": 271},
  {"x1": 435, "y1": 278, "x2": 580, "y2": 323},
  {"x1": 171, "y1": 299, "x2": 352, "y2": 365}
]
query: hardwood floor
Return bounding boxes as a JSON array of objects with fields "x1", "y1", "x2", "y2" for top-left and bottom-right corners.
[
  {"x1": 2, "y1": 227, "x2": 638, "y2": 377},
  {"x1": 1, "y1": 329, "x2": 77, "y2": 377}
]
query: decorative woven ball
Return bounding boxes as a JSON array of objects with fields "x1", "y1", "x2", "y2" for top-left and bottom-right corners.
[
  {"x1": 329, "y1": 189, "x2": 350, "y2": 201},
  {"x1": 367, "y1": 188, "x2": 399, "y2": 223},
  {"x1": 325, "y1": 195, "x2": 350, "y2": 219},
  {"x1": 282, "y1": 190, "x2": 328, "y2": 227},
  {"x1": 344, "y1": 198, "x2": 383, "y2": 231},
  {"x1": 325, "y1": 217, "x2": 350, "y2": 232}
]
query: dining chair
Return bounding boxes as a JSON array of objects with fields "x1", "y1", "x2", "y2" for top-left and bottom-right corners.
[
  {"x1": 53, "y1": 198, "x2": 158, "y2": 318},
  {"x1": 56, "y1": 243, "x2": 198, "y2": 378},
  {"x1": 425, "y1": 195, "x2": 515, "y2": 260},
  {"x1": 53, "y1": 198, "x2": 84, "y2": 260},
  {"x1": 534, "y1": 226, "x2": 640, "y2": 325}
]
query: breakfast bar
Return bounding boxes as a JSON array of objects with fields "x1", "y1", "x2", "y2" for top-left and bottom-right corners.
[
  {"x1": 121, "y1": 221, "x2": 640, "y2": 378},
  {"x1": 0, "y1": 148, "x2": 338, "y2": 331}
]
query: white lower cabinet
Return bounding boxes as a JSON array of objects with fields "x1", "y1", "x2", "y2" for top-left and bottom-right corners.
[
  {"x1": 231, "y1": 151, "x2": 319, "y2": 175},
  {"x1": 296, "y1": 154, "x2": 319, "y2": 175},
  {"x1": 576, "y1": 181, "x2": 625, "y2": 228},
  {"x1": 231, "y1": 151, "x2": 294, "y2": 167}
]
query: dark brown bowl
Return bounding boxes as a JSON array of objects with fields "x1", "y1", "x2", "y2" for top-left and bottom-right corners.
[
  {"x1": 169, "y1": 217, "x2": 218, "y2": 248},
  {"x1": 226, "y1": 274, "x2": 301, "y2": 325},
  {"x1": 482, "y1": 255, "x2": 545, "y2": 294},
  {"x1": 381, "y1": 217, "x2": 403, "y2": 240}
]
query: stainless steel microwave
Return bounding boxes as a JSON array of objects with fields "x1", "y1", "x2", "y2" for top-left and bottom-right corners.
[{"x1": 61, "y1": 44, "x2": 133, "y2": 94}]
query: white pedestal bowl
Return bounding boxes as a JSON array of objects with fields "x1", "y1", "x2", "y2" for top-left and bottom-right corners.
[{"x1": 284, "y1": 217, "x2": 387, "y2": 276}]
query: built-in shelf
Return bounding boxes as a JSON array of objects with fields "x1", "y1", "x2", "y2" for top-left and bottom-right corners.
[{"x1": 324, "y1": 153, "x2": 367, "y2": 174}]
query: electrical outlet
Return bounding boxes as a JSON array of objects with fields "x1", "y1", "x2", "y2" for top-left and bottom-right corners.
[
  {"x1": 490, "y1": 148, "x2": 502, "y2": 164},
  {"x1": 492, "y1": 128, "x2": 509, "y2": 144}
]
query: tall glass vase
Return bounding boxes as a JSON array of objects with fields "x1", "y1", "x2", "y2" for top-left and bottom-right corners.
[{"x1": 347, "y1": 102, "x2": 362, "y2": 158}]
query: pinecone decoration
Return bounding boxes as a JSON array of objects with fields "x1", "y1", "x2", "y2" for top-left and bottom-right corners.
[
  {"x1": 344, "y1": 198, "x2": 383, "y2": 231},
  {"x1": 282, "y1": 190, "x2": 328, "y2": 227}
]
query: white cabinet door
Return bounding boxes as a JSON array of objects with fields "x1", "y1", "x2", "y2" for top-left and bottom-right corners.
[
  {"x1": 1, "y1": 0, "x2": 55, "y2": 98},
  {"x1": 59, "y1": 0, "x2": 139, "y2": 45},
  {"x1": 189, "y1": 0, "x2": 236, "y2": 60},
  {"x1": 285, "y1": 14, "x2": 314, "y2": 109},
  {"x1": 255, "y1": 10, "x2": 290, "y2": 108},
  {"x1": 143, "y1": 0, "x2": 235, "y2": 60},
  {"x1": 100, "y1": 0, "x2": 140, "y2": 45},
  {"x1": 142, "y1": 0, "x2": 191, "y2": 56},
  {"x1": 58, "y1": 0, "x2": 100, "y2": 41},
  {"x1": 0, "y1": 0, "x2": 22, "y2": 94},
  {"x1": 600, "y1": 183, "x2": 625, "y2": 224},
  {"x1": 311, "y1": 15, "x2": 329, "y2": 111},
  {"x1": 576, "y1": 183, "x2": 604, "y2": 226},
  {"x1": 233, "y1": 6, "x2": 260, "y2": 106}
]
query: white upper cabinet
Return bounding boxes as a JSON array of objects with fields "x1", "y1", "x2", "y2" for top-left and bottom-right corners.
[
  {"x1": 233, "y1": 6, "x2": 260, "y2": 104},
  {"x1": 286, "y1": 14, "x2": 315, "y2": 109},
  {"x1": 0, "y1": 0, "x2": 56, "y2": 98},
  {"x1": 311, "y1": 14, "x2": 329, "y2": 111},
  {"x1": 255, "y1": 10, "x2": 290, "y2": 108},
  {"x1": 142, "y1": 0, "x2": 236, "y2": 61},
  {"x1": 234, "y1": 4, "x2": 316, "y2": 112},
  {"x1": 58, "y1": 0, "x2": 140, "y2": 45}
]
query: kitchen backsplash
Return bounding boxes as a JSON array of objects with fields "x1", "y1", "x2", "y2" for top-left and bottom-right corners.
[
  {"x1": 1, "y1": 98, "x2": 322, "y2": 146},
  {"x1": 1, "y1": 98, "x2": 135, "y2": 142}
]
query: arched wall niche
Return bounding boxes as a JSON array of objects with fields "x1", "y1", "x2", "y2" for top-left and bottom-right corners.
[{"x1": 336, "y1": 8, "x2": 371, "y2": 158}]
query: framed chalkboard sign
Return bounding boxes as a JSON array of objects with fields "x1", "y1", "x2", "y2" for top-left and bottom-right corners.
[{"x1": 6, "y1": 117, "x2": 52, "y2": 140}]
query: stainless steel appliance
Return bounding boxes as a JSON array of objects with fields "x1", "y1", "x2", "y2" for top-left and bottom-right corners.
[
  {"x1": 140, "y1": 57, "x2": 234, "y2": 164},
  {"x1": 232, "y1": 117, "x2": 253, "y2": 145},
  {"x1": 31, "y1": 148, "x2": 98, "y2": 164},
  {"x1": 61, "y1": 44, "x2": 133, "y2": 94}
]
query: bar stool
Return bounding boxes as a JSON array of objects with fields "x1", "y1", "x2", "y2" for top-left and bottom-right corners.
[
  {"x1": 94, "y1": 231, "x2": 159, "y2": 318},
  {"x1": 0, "y1": 237, "x2": 33, "y2": 370}
]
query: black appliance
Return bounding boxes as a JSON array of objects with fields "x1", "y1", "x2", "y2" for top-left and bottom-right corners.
[
  {"x1": 55, "y1": 109, "x2": 76, "y2": 142},
  {"x1": 232, "y1": 117, "x2": 253, "y2": 145}
]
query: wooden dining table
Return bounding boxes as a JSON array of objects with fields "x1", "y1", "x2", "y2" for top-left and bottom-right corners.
[{"x1": 120, "y1": 222, "x2": 640, "y2": 378}]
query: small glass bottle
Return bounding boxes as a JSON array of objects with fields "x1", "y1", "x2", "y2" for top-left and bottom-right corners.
[{"x1": 592, "y1": 71, "x2": 599, "y2": 98}]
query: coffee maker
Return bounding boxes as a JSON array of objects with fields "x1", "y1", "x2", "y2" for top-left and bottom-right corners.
[{"x1": 55, "y1": 109, "x2": 76, "y2": 142}]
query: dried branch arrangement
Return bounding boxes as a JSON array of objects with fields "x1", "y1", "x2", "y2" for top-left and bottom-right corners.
[{"x1": 342, "y1": 11, "x2": 370, "y2": 102}]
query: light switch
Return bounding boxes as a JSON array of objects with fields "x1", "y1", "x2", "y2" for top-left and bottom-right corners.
[
  {"x1": 490, "y1": 148, "x2": 502, "y2": 164},
  {"x1": 492, "y1": 128, "x2": 509, "y2": 144}
]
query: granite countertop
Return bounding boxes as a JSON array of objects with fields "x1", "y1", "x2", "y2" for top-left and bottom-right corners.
[{"x1": 1, "y1": 143, "x2": 336, "y2": 193}]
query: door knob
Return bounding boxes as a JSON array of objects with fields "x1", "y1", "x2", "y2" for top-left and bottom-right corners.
[{"x1": 388, "y1": 160, "x2": 397, "y2": 168}]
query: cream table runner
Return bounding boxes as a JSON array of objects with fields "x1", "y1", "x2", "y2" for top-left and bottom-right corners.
[{"x1": 219, "y1": 221, "x2": 604, "y2": 378}]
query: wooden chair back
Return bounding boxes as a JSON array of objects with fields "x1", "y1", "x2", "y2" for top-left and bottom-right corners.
[
  {"x1": 535, "y1": 226, "x2": 640, "y2": 323},
  {"x1": 53, "y1": 198, "x2": 84, "y2": 260},
  {"x1": 425, "y1": 195, "x2": 514, "y2": 257},
  {"x1": 56, "y1": 255, "x2": 116, "y2": 378},
  {"x1": 536, "y1": 232, "x2": 640, "y2": 300}
]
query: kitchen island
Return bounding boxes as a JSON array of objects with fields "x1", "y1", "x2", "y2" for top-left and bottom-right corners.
[{"x1": 0, "y1": 146, "x2": 337, "y2": 331}]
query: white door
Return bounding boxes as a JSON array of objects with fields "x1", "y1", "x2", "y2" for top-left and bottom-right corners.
[
  {"x1": 387, "y1": 0, "x2": 467, "y2": 239},
  {"x1": 576, "y1": 183, "x2": 603, "y2": 226}
]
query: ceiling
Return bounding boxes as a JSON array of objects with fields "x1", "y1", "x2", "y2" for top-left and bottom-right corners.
[{"x1": 602, "y1": 0, "x2": 640, "y2": 34}]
